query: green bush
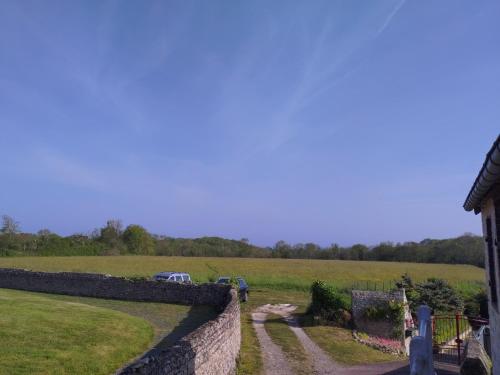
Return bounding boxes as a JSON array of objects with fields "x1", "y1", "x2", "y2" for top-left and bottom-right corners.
[
  {"x1": 463, "y1": 288, "x2": 489, "y2": 319},
  {"x1": 362, "y1": 300, "x2": 405, "y2": 339},
  {"x1": 308, "y1": 281, "x2": 351, "y2": 326},
  {"x1": 414, "y1": 278, "x2": 463, "y2": 313},
  {"x1": 309, "y1": 281, "x2": 350, "y2": 313},
  {"x1": 363, "y1": 300, "x2": 404, "y2": 322},
  {"x1": 396, "y1": 274, "x2": 464, "y2": 314}
]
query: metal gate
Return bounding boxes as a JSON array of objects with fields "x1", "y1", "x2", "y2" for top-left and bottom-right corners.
[{"x1": 431, "y1": 314, "x2": 488, "y2": 365}]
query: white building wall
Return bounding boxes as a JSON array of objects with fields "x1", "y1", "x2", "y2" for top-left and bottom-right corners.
[{"x1": 481, "y1": 198, "x2": 500, "y2": 375}]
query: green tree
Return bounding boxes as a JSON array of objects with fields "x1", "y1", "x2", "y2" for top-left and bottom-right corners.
[
  {"x1": 122, "y1": 225, "x2": 154, "y2": 255},
  {"x1": 99, "y1": 219, "x2": 124, "y2": 253},
  {"x1": 349, "y1": 244, "x2": 369, "y2": 260},
  {"x1": 414, "y1": 278, "x2": 464, "y2": 313}
]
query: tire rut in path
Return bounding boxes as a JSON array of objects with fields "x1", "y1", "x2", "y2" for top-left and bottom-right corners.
[
  {"x1": 252, "y1": 310, "x2": 294, "y2": 375},
  {"x1": 252, "y1": 304, "x2": 410, "y2": 375}
]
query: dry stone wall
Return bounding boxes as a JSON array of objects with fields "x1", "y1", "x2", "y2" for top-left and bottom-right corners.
[
  {"x1": 120, "y1": 289, "x2": 240, "y2": 375},
  {"x1": 351, "y1": 289, "x2": 406, "y2": 339},
  {"x1": 0, "y1": 268, "x2": 240, "y2": 375},
  {"x1": 0, "y1": 268, "x2": 229, "y2": 306}
]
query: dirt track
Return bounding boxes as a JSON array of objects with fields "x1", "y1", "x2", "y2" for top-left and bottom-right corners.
[{"x1": 251, "y1": 304, "x2": 410, "y2": 375}]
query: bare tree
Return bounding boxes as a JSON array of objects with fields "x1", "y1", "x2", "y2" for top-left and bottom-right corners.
[
  {"x1": 106, "y1": 219, "x2": 123, "y2": 235},
  {"x1": 1, "y1": 215, "x2": 20, "y2": 235},
  {"x1": 37, "y1": 229, "x2": 52, "y2": 237}
]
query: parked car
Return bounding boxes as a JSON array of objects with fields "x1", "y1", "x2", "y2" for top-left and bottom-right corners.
[
  {"x1": 216, "y1": 276, "x2": 231, "y2": 284},
  {"x1": 215, "y1": 276, "x2": 249, "y2": 302},
  {"x1": 236, "y1": 277, "x2": 249, "y2": 302},
  {"x1": 152, "y1": 272, "x2": 191, "y2": 283}
]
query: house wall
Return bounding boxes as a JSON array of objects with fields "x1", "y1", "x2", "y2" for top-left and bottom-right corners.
[{"x1": 481, "y1": 198, "x2": 500, "y2": 375}]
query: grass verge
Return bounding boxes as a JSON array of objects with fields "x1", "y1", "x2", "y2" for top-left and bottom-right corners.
[
  {"x1": 236, "y1": 310, "x2": 263, "y2": 375},
  {"x1": 264, "y1": 313, "x2": 314, "y2": 375},
  {"x1": 300, "y1": 316, "x2": 400, "y2": 365}
]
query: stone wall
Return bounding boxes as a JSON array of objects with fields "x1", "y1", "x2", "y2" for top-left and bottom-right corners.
[
  {"x1": 0, "y1": 268, "x2": 241, "y2": 375},
  {"x1": 120, "y1": 289, "x2": 240, "y2": 375},
  {"x1": 0, "y1": 268, "x2": 229, "y2": 306},
  {"x1": 351, "y1": 289, "x2": 406, "y2": 340}
]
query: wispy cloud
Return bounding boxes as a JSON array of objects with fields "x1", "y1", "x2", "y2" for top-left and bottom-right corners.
[
  {"x1": 35, "y1": 149, "x2": 109, "y2": 191},
  {"x1": 29, "y1": 147, "x2": 216, "y2": 210},
  {"x1": 375, "y1": 0, "x2": 407, "y2": 38},
  {"x1": 4, "y1": 1, "x2": 185, "y2": 134}
]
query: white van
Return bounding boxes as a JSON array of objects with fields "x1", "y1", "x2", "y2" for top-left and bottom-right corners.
[{"x1": 152, "y1": 272, "x2": 191, "y2": 283}]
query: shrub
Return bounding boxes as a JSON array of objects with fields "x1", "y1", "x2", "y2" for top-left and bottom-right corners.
[
  {"x1": 414, "y1": 278, "x2": 463, "y2": 313},
  {"x1": 362, "y1": 300, "x2": 405, "y2": 339},
  {"x1": 463, "y1": 288, "x2": 489, "y2": 319},
  {"x1": 395, "y1": 275, "x2": 464, "y2": 314},
  {"x1": 308, "y1": 281, "x2": 351, "y2": 326},
  {"x1": 309, "y1": 281, "x2": 350, "y2": 312},
  {"x1": 363, "y1": 300, "x2": 404, "y2": 322}
]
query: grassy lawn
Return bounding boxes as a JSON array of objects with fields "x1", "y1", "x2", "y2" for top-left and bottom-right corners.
[
  {"x1": 264, "y1": 313, "x2": 314, "y2": 375},
  {"x1": 301, "y1": 322, "x2": 399, "y2": 365},
  {"x1": 0, "y1": 256, "x2": 484, "y2": 292},
  {"x1": 46, "y1": 294, "x2": 217, "y2": 349},
  {"x1": 0, "y1": 288, "x2": 217, "y2": 375},
  {"x1": 0, "y1": 256, "x2": 482, "y2": 374},
  {"x1": 0, "y1": 288, "x2": 154, "y2": 375}
]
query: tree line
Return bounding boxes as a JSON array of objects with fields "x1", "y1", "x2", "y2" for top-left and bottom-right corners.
[{"x1": 0, "y1": 215, "x2": 485, "y2": 267}]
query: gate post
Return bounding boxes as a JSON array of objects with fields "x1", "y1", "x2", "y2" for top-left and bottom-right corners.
[
  {"x1": 455, "y1": 313, "x2": 462, "y2": 365},
  {"x1": 409, "y1": 305, "x2": 436, "y2": 375}
]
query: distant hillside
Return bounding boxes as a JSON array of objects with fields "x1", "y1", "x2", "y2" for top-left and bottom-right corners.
[
  {"x1": 154, "y1": 236, "x2": 269, "y2": 258},
  {"x1": 0, "y1": 215, "x2": 484, "y2": 267}
]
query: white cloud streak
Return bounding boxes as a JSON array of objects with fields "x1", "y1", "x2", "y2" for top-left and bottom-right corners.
[{"x1": 375, "y1": 0, "x2": 407, "y2": 38}]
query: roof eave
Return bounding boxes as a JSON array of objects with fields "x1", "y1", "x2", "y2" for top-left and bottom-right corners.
[{"x1": 464, "y1": 134, "x2": 500, "y2": 213}]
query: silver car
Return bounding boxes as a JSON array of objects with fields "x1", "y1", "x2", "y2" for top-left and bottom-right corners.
[{"x1": 153, "y1": 272, "x2": 191, "y2": 283}]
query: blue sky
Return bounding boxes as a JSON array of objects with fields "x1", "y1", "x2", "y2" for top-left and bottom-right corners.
[{"x1": 1, "y1": 0, "x2": 499, "y2": 247}]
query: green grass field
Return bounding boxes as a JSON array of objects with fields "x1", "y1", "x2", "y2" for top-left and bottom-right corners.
[
  {"x1": 0, "y1": 256, "x2": 485, "y2": 291},
  {"x1": 0, "y1": 256, "x2": 485, "y2": 374},
  {"x1": 45, "y1": 294, "x2": 217, "y2": 350},
  {"x1": 0, "y1": 288, "x2": 216, "y2": 375},
  {"x1": 0, "y1": 288, "x2": 153, "y2": 375}
]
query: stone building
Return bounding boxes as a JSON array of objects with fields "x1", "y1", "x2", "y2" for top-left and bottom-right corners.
[{"x1": 464, "y1": 135, "x2": 500, "y2": 375}]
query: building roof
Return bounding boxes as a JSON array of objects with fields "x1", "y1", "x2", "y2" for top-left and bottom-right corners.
[{"x1": 464, "y1": 135, "x2": 500, "y2": 213}]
